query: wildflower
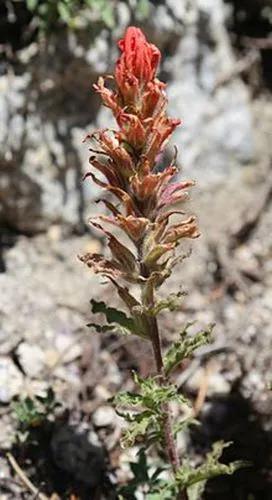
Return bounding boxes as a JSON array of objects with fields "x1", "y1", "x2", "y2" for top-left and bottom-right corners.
[{"x1": 81, "y1": 25, "x2": 198, "y2": 292}]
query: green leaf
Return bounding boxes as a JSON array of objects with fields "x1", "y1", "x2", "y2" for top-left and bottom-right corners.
[
  {"x1": 132, "y1": 372, "x2": 188, "y2": 410},
  {"x1": 89, "y1": 299, "x2": 146, "y2": 337},
  {"x1": 164, "y1": 323, "x2": 214, "y2": 375},
  {"x1": 114, "y1": 406, "x2": 158, "y2": 448},
  {"x1": 118, "y1": 449, "x2": 168, "y2": 497},
  {"x1": 87, "y1": 322, "x2": 122, "y2": 334},
  {"x1": 148, "y1": 291, "x2": 186, "y2": 316},
  {"x1": 13, "y1": 398, "x2": 44, "y2": 427},
  {"x1": 114, "y1": 391, "x2": 144, "y2": 407},
  {"x1": 146, "y1": 480, "x2": 177, "y2": 499},
  {"x1": 176, "y1": 441, "x2": 251, "y2": 492},
  {"x1": 121, "y1": 413, "x2": 154, "y2": 448},
  {"x1": 91, "y1": 299, "x2": 132, "y2": 329},
  {"x1": 173, "y1": 417, "x2": 200, "y2": 437},
  {"x1": 13, "y1": 387, "x2": 61, "y2": 432},
  {"x1": 130, "y1": 448, "x2": 149, "y2": 481},
  {"x1": 187, "y1": 481, "x2": 206, "y2": 500},
  {"x1": 114, "y1": 373, "x2": 190, "y2": 448}
]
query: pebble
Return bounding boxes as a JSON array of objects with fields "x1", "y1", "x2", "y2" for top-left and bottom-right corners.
[
  {"x1": 17, "y1": 342, "x2": 45, "y2": 377},
  {"x1": 0, "y1": 357, "x2": 24, "y2": 403},
  {"x1": 92, "y1": 406, "x2": 116, "y2": 427}
]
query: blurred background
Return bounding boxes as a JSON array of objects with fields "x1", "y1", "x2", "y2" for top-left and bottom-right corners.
[{"x1": 0, "y1": 1, "x2": 272, "y2": 499}]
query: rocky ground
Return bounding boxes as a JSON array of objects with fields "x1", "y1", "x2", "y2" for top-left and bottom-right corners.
[
  {"x1": 0, "y1": 96, "x2": 272, "y2": 499},
  {"x1": 1, "y1": 0, "x2": 272, "y2": 498}
]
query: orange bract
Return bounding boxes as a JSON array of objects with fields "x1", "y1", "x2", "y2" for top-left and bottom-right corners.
[{"x1": 81, "y1": 26, "x2": 198, "y2": 283}]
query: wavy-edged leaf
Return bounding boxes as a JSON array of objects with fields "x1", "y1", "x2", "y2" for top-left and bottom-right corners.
[
  {"x1": 120, "y1": 412, "x2": 153, "y2": 448},
  {"x1": 176, "y1": 441, "x2": 251, "y2": 493},
  {"x1": 90, "y1": 299, "x2": 137, "y2": 334},
  {"x1": 123, "y1": 372, "x2": 188, "y2": 411},
  {"x1": 114, "y1": 374, "x2": 190, "y2": 449},
  {"x1": 164, "y1": 323, "x2": 214, "y2": 376},
  {"x1": 89, "y1": 299, "x2": 148, "y2": 338},
  {"x1": 145, "y1": 291, "x2": 186, "y2": 316}
]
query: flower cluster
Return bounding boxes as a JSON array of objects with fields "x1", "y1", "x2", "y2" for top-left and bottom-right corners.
[{"x1": 81, "y1": 26, "x2": 199, "y2": 298}]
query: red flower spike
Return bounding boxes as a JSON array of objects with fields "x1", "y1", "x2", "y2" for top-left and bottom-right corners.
[{"x1": 82, "y1": 26, "x2": 199, "y2": 291}]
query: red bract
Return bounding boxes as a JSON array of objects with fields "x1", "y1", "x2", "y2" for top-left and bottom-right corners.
[
  {"x1": 115, "y1": 27, "x2": 161, "y2": 90},
  {"x1": 81, "y1": 26, "x2": 198, "y2": 287}
]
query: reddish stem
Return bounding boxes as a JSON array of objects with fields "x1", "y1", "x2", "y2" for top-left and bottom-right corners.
[
  {"x1": 149, "y1": 316, "x2": 188, "y2": 500},
  {"x1": 138, "y1": 240, "x2": 188, "y2": 499}
]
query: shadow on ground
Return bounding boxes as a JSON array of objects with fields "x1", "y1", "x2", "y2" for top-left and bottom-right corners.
[
  {"x1": 9, "y1": 413, "x2": 116, "y2": 500},
  {"x1": 190, "y1": 381, "x2": 272, "y2": 500}
]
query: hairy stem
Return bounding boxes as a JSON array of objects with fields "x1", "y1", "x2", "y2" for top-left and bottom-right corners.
[
  {"x1": 149, "y1": 315, "x2": 180, "y2": 470},
  {"x1": 149, "y1": 315, "x2": 188, "y2": 500},
  {"x1": 138, "y1": 246, "x2": 188, "y2": 499}
]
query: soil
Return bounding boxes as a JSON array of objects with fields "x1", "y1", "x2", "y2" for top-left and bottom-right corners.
[{"x1": 1, "y1": 4, "x2": 272, "y2": 496}]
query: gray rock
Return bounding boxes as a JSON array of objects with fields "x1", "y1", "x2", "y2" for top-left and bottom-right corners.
[
  {"x1": 147, "y1": 0, "x2": 254, "y2": 185},
  {"x1": 0, "y1": 42, "x2": 98, "y2": 233},
  {"x1": 0, "y1": 0, "x2": 255, "y2": 232},
  {"x1": 0, "y1": 357, "x2": 24, "y2": 403}
]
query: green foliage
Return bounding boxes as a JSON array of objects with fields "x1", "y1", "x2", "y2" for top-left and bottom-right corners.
[
  {"x1": 25, "y1": 0, "x2": 115, "y2": 31},
  {"x1": 114, "y1": 368, "x2": 247, "y2": 497},
  {"x1": 25, "y1": 0, "x2": 151, "y2": 33},
  {"x1": 118, "y1": 448, "x2": 166, "y2": 498},
  {"x1": 136, "y1": 442, "x2": 250, "y2": 500},
  {"x1": 88, "y1": 298, "x2": 148, "y2": 337},
  {"x1": 114, "y1": 372, "x2": 188, "y2": 448},
  {"x1": 13, "y1": 388, "x2": 60, "y2": 430},
  {"x1": 173, "y1": 416, "x2": 199, "y2": 438},
  {"x1": 136, "y1": 290, "x2": 186, "y2": 317},
  {"x1": 164, "y1": 323, "x2": 214, "y2": 376},
  {"x1": 116, "y1": 372, "x2": 187, "y2": 411},
  {"x1": 176, "y1": 441, "x2": 250, "y2": 497}
]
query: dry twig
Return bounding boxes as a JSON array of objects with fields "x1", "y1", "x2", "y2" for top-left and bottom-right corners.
[{"x1": 6, "y1": 452, "x2": 49, "y2": 500}]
